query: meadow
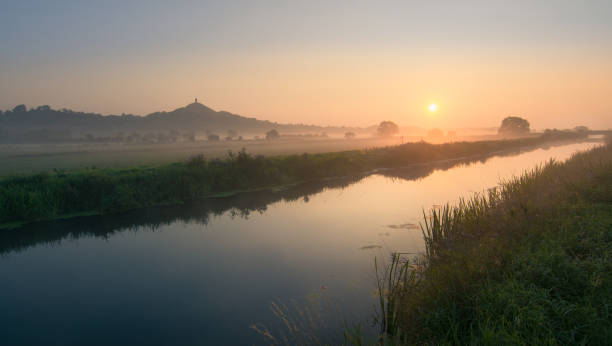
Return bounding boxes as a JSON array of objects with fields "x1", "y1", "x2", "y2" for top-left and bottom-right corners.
[
  {"x1": 0, "y1": 136, "x2": 403, "y2": 175},
  {"x1": 0, "y1": 131, "x2": 589, "y2": 228},
  {"x1": 376, "y1": 136, "x2": 612, "y2": 344},
  {"x1": 0, "y1": 132, "x2": 513, "y2": 175}
]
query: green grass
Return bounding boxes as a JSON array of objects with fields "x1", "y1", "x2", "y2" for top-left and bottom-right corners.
[
  {"x1": 376, "y1": 137, "x2": 612, "y2": 345},
  {"x1": 0, "y1": 130, "x2": 588, "y2": 227}
]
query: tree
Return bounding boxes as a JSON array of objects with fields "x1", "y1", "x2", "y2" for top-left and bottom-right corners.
[
  {"x1": 266, "y1": 129, "x2": 280, "y2": 140},
  {"x1": 182, "y1": 132, "x2": 196, "y2": 142},
  {"x1": 498, "y1": 116, "x2": 530, "y2": 135},
  {"x1": 207, "y1": 134, "x2": 220, "y2": 141},
  {"x1": 377, "y1": 121, "x2": 399, "y2": 137},
  {"x1": 574, "y1": 126, "x2": 589, "y2": 133},
  {"x1": 345, "y1": 131, "x2": 356, "y2": 139},
  {"x1": 12, "y1": 104, "x2": 26, "y2": 113}
]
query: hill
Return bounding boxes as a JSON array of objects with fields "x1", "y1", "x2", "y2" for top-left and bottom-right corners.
[{"x1": 0, "y1": 101, "x2": 363, "y2": 143}]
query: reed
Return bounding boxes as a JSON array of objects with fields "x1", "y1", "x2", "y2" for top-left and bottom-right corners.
[
  {"x1": 251, "y1": 295, "x2": 375, "y2": 345},
  {"x1": 375, "y1": 139, "x2": 612, "y2": 344}
]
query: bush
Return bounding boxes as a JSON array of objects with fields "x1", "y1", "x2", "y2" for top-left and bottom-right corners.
[{"x1": 266, "y1": 129, "x2": 280, "y2": 140}]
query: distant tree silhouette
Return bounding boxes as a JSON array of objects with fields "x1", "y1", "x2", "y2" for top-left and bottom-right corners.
[
  {"x1": 0, "y1": 103, "x2": 358, "y2": 144},
  {"x1": 345, "y1": 131, "x2": 356, "y2": 139},
  {"x1": 12, "y1": 104, "x2": 26, "y2": 113},
  {"x1": 447, "y1": 130, "x2": 457, "y2": 139},
  {"x1": 574, "y1": 126, "x2": 589, "y2": 133},
  {"x1": 498, "y1": 116, "x2": 530, "y2": 135},
  {"x1": 207, "y1": 134, "x2": 220, "y2": 141},
  {"x1": 183, "y1": 132, "x2": 196, "y2": 142},
  {"x1": 377, "y1": 121, "x2": 399, "y2": 137},
  {"x1": 266, "y1": 129, "x2": 280, "y2": 140}
]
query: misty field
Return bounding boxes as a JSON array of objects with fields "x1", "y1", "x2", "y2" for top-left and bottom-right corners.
[
  {"x1": 0, "y1": 136, "x2": 406, "y2": 175},
  {"x1": 0, "y1": 130, "x2": 521, "y2": 176},
  {"x1": 0, "y1": 131, "x2": 589, "y2": 228}
]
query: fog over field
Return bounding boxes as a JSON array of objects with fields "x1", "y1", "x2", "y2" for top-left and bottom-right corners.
[{"x1": 0, "y1": 101, "x2": 507, "y2": 174}]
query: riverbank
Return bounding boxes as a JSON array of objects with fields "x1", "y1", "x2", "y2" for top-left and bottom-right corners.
[
  {"x1": 0, "y1": 131, "x2": 590, "y2": 228},
  {"x1": 377, "y1": 137, "x2": 612, "y2": 344}
]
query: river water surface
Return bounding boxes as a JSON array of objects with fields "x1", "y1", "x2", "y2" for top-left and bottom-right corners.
[{"x1": 0, "y1": 141, "x2": 600, "y2": 345}]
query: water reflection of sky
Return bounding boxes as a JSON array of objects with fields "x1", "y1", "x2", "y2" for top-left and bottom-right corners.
[{"x1": 0, "y1": 141, "x2": 600, "y2": 345}]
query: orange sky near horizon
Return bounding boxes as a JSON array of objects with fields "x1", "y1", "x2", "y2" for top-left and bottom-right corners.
[
  {"x1": 8, "y1": 47, "x2": 609, "y2": 130},
  {"x1": 1, "y1": 1, "x2": 611, "y2": 130}
]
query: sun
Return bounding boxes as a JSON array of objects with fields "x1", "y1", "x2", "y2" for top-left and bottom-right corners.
[{"x1": 428, "y1": 103, "x2": 438, "y2": 112}]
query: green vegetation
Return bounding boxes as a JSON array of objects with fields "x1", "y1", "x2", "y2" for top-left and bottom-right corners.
[
  {"x1": 377, "y1": 137, "x2": 612, "y2": 344},
  {"x1": 0, "y1": 131, "x2": 588, "y2": 227}
]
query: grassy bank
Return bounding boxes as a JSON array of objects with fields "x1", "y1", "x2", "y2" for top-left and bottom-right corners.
[
  {"x1": 0, "y1": 131, "x2": 588, "y2": 227},
  {"x1": 377, "y1": 138, "x2": 612, "y2": 344}
]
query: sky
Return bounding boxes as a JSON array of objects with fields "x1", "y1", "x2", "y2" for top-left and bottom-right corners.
[{"x1": 1, "y1": 0, "x2": 611, "y2": 129}]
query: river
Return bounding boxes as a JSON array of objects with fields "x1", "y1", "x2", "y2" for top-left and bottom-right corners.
[{"x1": 0, "y1": 141, "x2": 600, "y2": 345}]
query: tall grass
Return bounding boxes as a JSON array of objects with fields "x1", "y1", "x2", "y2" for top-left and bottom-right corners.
[
  {"x1": 0, "y1": 131, "x2": 589, "y2": 226},
  {"x1": 251, "y1": 294, "x2": 378, "y2": 346},
  {"x1": 376, "y1": 138, "x2": 612, "y2": 344}
]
